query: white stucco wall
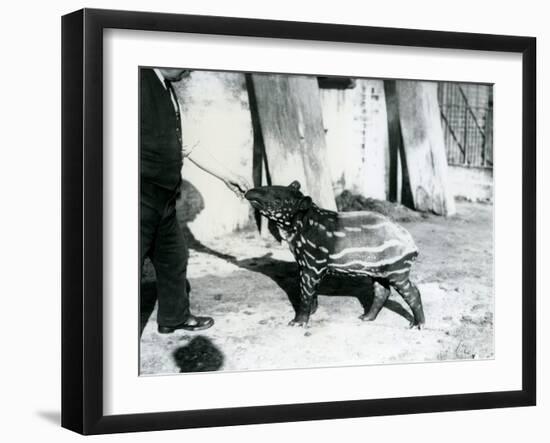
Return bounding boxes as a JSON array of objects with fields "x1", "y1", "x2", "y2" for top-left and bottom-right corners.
[
  {"x1": 320, "y1": 79, "x2": 390, "y2": 200},
  {"x1": 448, "y1": 165, "x2": 493, "y2": 202},
  {"x1": 174, "y1": 71, "x2": 254, "y2": 241}
]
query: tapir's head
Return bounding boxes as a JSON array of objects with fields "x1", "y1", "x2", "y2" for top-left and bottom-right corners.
[{"x1": 245, "y1": 180, "x2": 312, "y2": 229}]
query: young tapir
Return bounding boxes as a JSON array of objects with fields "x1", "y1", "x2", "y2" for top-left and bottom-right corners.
[{"x1": 245, "y1": 180, "x2": 425, "y2": 329}]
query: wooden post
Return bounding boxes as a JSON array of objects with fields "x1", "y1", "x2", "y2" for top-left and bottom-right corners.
[
  {"x1": 245, "y1": 74, "x2": 268, "y2": 231},
  {"x1": 395, "y1": 81, "x2": 456, "y2": 216},
  {"x1": 485, "y1": 88, "x2": 493, "y2": 167},
  {"x1": 250, "y1": 74, "x2": 336, "y2": 210},
  {"x1": 384, "y1": 80, "x2": 402, "y2": 203}
]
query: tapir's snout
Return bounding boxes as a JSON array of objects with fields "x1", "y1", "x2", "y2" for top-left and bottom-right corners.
[
  {"x1": 244, "y1": 188, "x2": 267, "y2": 209},
  {"x1": 244, "y1": 188, "x2": 264, "y2": 202}
]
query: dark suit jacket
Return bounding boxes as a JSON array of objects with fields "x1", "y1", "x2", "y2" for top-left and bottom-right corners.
[{"x1": 140, "y1": 68, "x2": 183, "y2": 200}]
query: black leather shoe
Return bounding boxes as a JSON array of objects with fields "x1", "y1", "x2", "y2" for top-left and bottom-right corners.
[{"x1": 157, "y1": 315, "x2": 214, "y2": 334}]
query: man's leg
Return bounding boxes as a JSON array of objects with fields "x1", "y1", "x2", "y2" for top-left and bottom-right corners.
[
  {"x1": 140, "y1": 203, "x2": 159, "y2": 271},
  {"x1": 150, "y1": 203, "x2": 190, "y2": 327}
]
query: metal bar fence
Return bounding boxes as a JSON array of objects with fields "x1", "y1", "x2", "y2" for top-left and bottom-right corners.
[{"x1": 438, "y1": 82, "x2": 493, "y2": 168}]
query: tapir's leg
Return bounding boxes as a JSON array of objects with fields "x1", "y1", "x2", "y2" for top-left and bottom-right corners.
[
  {"x1": 360, "y1": 280, "x2": 390, "y2": 321},
  {"x1": 289, "y1": 268, "x2": 324, "y2": 327},
  {"x1": 390, "y1": 277, "x2": 425, "y2": 329},
  {"x1": 310, "y1": 295, "x2": 319, "y2": 315}
]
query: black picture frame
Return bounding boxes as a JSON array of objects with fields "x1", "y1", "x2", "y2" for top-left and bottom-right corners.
[{"x1": 61, "y1": 8, "x2": 536, "y2": 435}]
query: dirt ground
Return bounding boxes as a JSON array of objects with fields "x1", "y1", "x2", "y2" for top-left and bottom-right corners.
[{"x1": 140, "y1": 201, "x2": 493, "y2": 375}]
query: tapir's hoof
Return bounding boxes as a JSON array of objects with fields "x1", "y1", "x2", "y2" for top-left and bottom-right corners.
[
  {"x1": 409, "y1": 321, "x2": 425, "y2": 330},
  {"x1": 359, "y1": 313, "x2": 377, "y2": 322},
  {"x1": 288, "y1": 318, "x2": 309, "y2": 327}
]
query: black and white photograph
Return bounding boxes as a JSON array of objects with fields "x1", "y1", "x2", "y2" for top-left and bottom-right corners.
[
  {"x1": 1, "y1": 0, "x2": 546, "y2": 439},
  {"x1": 139, "y1": 67, "x2": 494, "y2": 375}
]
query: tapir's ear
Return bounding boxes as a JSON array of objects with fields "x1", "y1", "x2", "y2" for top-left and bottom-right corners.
[
  {"x1": 298, "y1": 196, "x2": 312, "y2": 211},
  {"x1": 288, "y1": 180, "x2": 301, "y2": 190}
]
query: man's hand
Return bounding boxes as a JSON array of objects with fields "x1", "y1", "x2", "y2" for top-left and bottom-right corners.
[{"x1": 223, "y1": 175, "x2": 250, "y2": 198}]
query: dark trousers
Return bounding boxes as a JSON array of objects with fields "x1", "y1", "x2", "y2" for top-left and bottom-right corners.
[{"x1": 140, "y1": 185, "x2": 189, "y2": 327}]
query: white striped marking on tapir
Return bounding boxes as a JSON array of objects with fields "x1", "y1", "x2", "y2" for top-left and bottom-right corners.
[
  {"x1": 329, "y1": 239, "x2": 409, "y2": 259},
  {"x1": 303, "y1": 258, "x2": 325, "y2": 275},
  {"x1": 330, "y1": 260, "x2": 378, "y2": 268},
  {"x1": 328, "y1": 251, "x2": 414, "y2": 268},
  {"x1": 344, "y1": 227, "x2": 362, "y2": 232},
  {"x1": 305, "y1": 239, "x2": 317, "y2": 249},
  {"x1": 386, "y1": 267, "x2": 410, "y2": 275}
]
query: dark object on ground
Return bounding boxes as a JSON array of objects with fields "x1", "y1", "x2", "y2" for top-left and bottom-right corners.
[
  {"x1": 173, "y1": 336, "x2": 224, "y2": 372},
  {"x1": 245, "y1": 181, "x2": 425, "y2": 328},
  {"x1": 336, "y1": 190, "x2": 426, "y2": 222}
]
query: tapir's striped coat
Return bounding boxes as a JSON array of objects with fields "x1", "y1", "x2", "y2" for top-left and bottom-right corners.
[{"x1": 245, "y1": 181, "x2": 425, "y2": 328}]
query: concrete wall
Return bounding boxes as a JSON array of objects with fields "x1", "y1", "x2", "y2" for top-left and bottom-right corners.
[
  {"x1": 448, "y1": 165, "x2": 493, "y2": 202},
  {"x1": 320, "y1": 79, "x2": 390, "y2": 199}
]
